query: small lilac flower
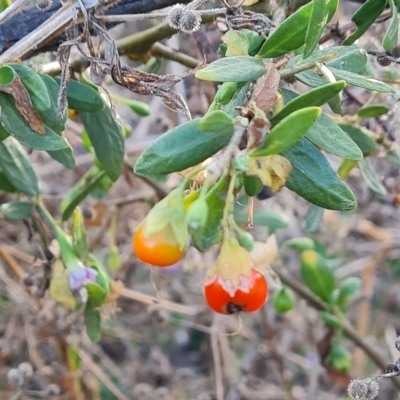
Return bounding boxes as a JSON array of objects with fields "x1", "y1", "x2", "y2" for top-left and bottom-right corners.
[{"x1": 68, "y1": 264, "x2": 98, "y2": 292}]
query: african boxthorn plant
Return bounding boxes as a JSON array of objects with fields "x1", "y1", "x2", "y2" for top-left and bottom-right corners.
[{"x1": 0, "y1": 0, "x2": 400, "y2": 398}]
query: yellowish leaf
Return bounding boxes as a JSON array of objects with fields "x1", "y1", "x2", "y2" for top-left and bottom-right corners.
[
  {"x1": 49, "y1": 259, "x2": 77, "y2": 311},
  {"x1": 243, "y1": 0, "x2": 260, "y2": 5}
]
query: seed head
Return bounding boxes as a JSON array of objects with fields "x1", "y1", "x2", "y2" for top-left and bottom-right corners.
[
  {"x1": 45, "y1": 383, "x2": 61, "y2": 396},
  {"x1": 348, "y1": 378, "x2": 379, "y2": 400},
  {"x1": 166, "y1": 4, "x2": 201, "y2": 33},
  {"x1": 7, "y1": 368, "x2": 21, "y2": 384},
  {"x1": 166, "y1": 4, "x2": 185, "y2": 30},
  {"x1": 36, "y1": 0, "x2": 53, "y2": 11},
  {"x1": 18, "y1": 362, "x2": 33, "y2": 378},
  {"x1": 178, "y1": 10, "x2": 201, "y2": 33}
]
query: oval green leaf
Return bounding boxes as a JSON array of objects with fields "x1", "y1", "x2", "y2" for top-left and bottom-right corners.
[
  {"x1": 330, "y1": 68, "x2": 396, "y2": 93},
  {"x1": 38, "y1": 74, "x2": 67, "y2": 133},
  {"x1": 303, "y1": 0, "x2": 331, "y2": 60},
  {"x1": 0, "y1": 65, "x2": 15, "y2": 86},
  {"x1": 191, "y1": 177, "x2": 227, "y2": 252},
  {"x1": 222, "y1": 30, "x2": 250, "y2": 56},
  {"x1": 199, "y1": 110, "x2": 234, "y2": 133},
  {"x1": 251, "y1": 107, "x2": 321, "y2": 157},
  {"x1": 9, "y1": 63, "x2": 51, "y2": 111},
  {"x1": 55, "y1": 78, "x2": 105, "y2": 113},
  {"x1": 305, "y1": 204, "x2": 325, "y2": 233},
  {"x1": 337, "y1": 277, "x2": 361, "y2": 307},
  {"x1": 282, "y1": 138, "x2": 356, "y2": 210},
  {"x1": 343, "y1": 0, "x2": 387, "y2": 45},
  {"x1": 306, "y1": 113, "x2": 363, "y2": 160},
  {"x1": 0, "y1": 92, "x2": 69, "y2": 151},
  {"x1": 300, "y1": 249, "x2": 336, "y2": 302},
  {"x1": 270, "y1": 81, "x2": 346, "y2": 124},
  {"x1": 80, "y1": 107, "x2": 125, "y2": 182},
  {"x1": 84, "y1": 306, "x2": 101, "y2": 342},
  {"x1": 383, "y1": 0, "x2": 399, "y2": 51},
  {"x1": 195, "y1": 56, "x2": 266, "y2": 82},
  {"x1": 0, "y1": 201, "x2": 33, "y2": 222},
  {"x1": 338, "y1": 123, "x2": 377, "y2": 155},
  {"x1": 357, "y1": 104, "x2": 390, "y2": 118},
  {"x1": 0, "y1": 137, "x2": 39, "y2": 196},
  {"x1": 134, "y1": 119, "x2": 234, "y2": 177},
  {"x1": 257, "y1": 2, "x2": 313, "y2": 58},
  {"x1": 358, "y1": 157, "x2": 387, "y2": 196},
  {"x1": 47, "y1": 143, "x2": 75, "y2": 169}
]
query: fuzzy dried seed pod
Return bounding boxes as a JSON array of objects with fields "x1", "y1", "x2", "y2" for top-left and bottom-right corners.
[
  {"x1": 36, "y1": 0, "x2": 53, "y2": 11},
  {"x1": 7, "y1": 368, "x2": 21, "y2": 383},
  {"x1": 166, "y1": 4, "x2": 201, "y2": 33},
  {"x1": 394, "y1": 336, "x2": 400, "y2": 352},
  {"x1": 45, "y1": 384, "x2": 61, "y2": 396},
  {"x1": 179, "y1": 9, "x2": 201, "y2": 33},
  {"x1": 348, "y1": 378, "x2": 379, "y2": 400},
  {"x1": 18, "y1": 362, "x2": 33, "y2": 378},
  {"x1": 166, "y1": 4, "x2": 185, "y2": 30}
]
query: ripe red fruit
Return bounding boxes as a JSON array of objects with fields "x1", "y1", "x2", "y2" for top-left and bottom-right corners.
[{"x1": 204, "y1": 269, "x2": 268, "y2": 314}]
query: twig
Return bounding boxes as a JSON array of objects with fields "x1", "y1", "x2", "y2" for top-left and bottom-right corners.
[
  {"x1": 0, "y1": 244, "x2": 25, "y2": 278},
  {"x1": 271, "y1": 264, "x2": 400, "y2": 391},
  {"x1": 211, "y1": 315, "x2": 224, "y2": 400},
  {"x1": 353, "y1": 239, "x2": 393, "y2": 375},
  {"x1": 78, "y1": 349, "x2": 129, "y2": 400},
  {"x1": 119, "y1": 287, "x2": 198, "y2": 315}
]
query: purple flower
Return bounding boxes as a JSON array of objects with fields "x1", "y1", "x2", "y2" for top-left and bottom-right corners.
[{"x1": 68, "y1": 265, "x2": 98, "y2": 292}]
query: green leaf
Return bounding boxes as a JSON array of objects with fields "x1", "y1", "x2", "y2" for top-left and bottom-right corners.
[
  {"x1": 221, "y1": 30, "x2": 250, "y2": 56},
  {"x1": 80, "y1": 107, "x2": 125, "y2": 182},
  {"x1": 283, "y1": 139, "x2": 356, "y2": 210},
  {"x1": 338, "y1": 123, "x2": 377, "y2": 155},
  {"x1": 243, "y1": 175, "x2": 264, "y2": 196},
  {"x1": 305, "y1": 204, "x2": 325, "y2": 233},
  {"x1": 287, "y1": 45, "x2": 368, "y2": 87},
  {"x1": 38, "y1": 74, "x2": 67, "y2": 133},
  {"x1": 215, "y1": 82, "x2": 239, "y2": 105},
  {"x1": 0, "y1": 171, "x2": 16, "y2": 192},
  {"x1": 113, "y1": 94, "x2": 150, "y2": 116},
  {"x1": 357, "y1": 104, "x2": 390, "y2": 118},
  {"x1": 300, "y1": 249, "x2": 335, "y2": 301},
  {"x1": 338, "y1": 159, "x2": 358, "y2": 179},
  {"x1": 221, "y1": 81, "x2": 251, "y2": 117},
  {"x1": 383, "y1": 0, "x2": 399, "y2": 51},
  {"x1": 8, "y1": 63, "x2": 51, "y2": 111},
  {"x1": 279, "y1": 87, "x2": 299, "y2": 104},
  {"x1": 284, "y1": 237, "x2": 315, "y2": 251},
  {"x1": 257, "y1": 2, "x2": 313, "y2": 58},
  {"x1": 0, "y1": 137, "x2": 39, "y2": 196},
  {"x1": 47, "y1": 143, "x2": 75, "y2": 169},
  {"x1": 199, "y1": 110, "x2": 235, "y2": 133},
  {"x1": 326, "y1": 343, "x2": 352, "y2": 372},
  {"x1": 303, "y1": 0, "x2": 331, "y2": 59},
  {"x1": 72, "y1": 208, "x2": 89, "y2": 260},
  {"x1": 337, "y1": 277, "x2": 361, "y2": 307},
  {"x1": 0, "y1": 93, "x2": 69, "y2": 151},
  {"x1": 0, "y1": 201, "x2": 33, "y2": 222},
  {"x1": 191, "y1": 177, "x2": 226, "y2": 252},
  {"x1": 358, "y1": 157, "x2": 387, "y2": 196},
  {"x1": 0, "y1": 65, "x2": 15, "y2": 86},
  {"x1": 55, "y1": 78, "x2": 105, "y2": 112},
  {"x1": 330, "y1": 68, "x2": 396, "y2": 93},
  {"x1": 328, "y1": 94, "x2": 342, "y2": 115},
  {"x1": 343, "y1": 0, "x2": 387, "y2": 45},
  {"x1": 273, "y1": 286, "x2": 295, "y2": 313},
  {"x1": 84, "y1": 306, "x2": 101, "y2": 342},
  {"x1": 321, "y1": 311, "x2": 342, "y2": 328},
  {"x1": 385, "y1": 148, "x2": 400, "y2": 164},
  {"x1": 0, "y1": 124, "x2": 9, "y2": 141},
  {"x1": 87, "y1": 283, "x2": 107, "y2": 308},
  {"x1": 305, "y1": 114, "x2": 363, "y2": 160},
  {"x1": 195, "y1": 56, "x2": 266, "y2": 82},
  {"x1": 135, "y1": 119, "x2": 234, "y2": 177},
  {"x1": 61, "y1": 169, "x2": 106, "y2": 221},
  {"x1": 328, "y1": 0, "x2": 339, "y2": 20},
  {"x1": 251, "y1": 107, "x2": 321, "y2": 156},
  {"x1": 270, "y1": 81, "x2": 346, "y2": 124},
  {"x1": 235, "y1": 209, "x2": 289, "y2": 231}
]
